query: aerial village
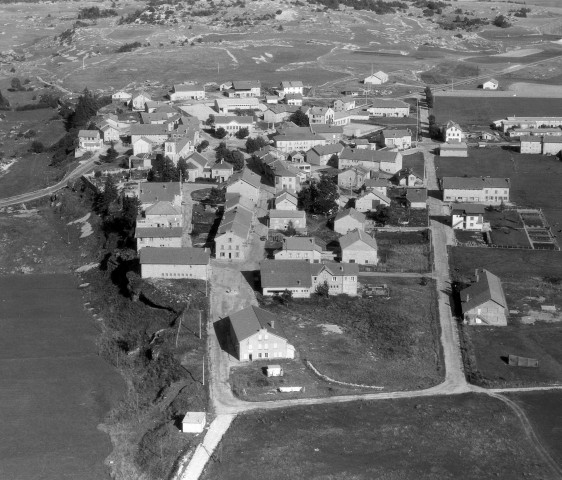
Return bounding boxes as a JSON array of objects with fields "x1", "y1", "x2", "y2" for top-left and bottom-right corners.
[{"x1": 78, "y1": 69, "x2": 562, "y2": 411}]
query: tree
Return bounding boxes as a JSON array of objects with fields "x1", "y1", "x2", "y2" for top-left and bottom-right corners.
[
  {"x1": 427, "y1": 114, "x2": 441, "y2": 140},
  {"x1": 280, "y1": 289, "x2": 292, "y2": 304},
  {"x1": 493, "y1": 15, "x2": 511, "y2": 28},
  {"x1": 208, "y1": 187, "x2": 226, "y2": 205},
  {"x1": 0, "y1": 90, "x2": 10, "y2": 110},
  {"x1": 245, "y1": 136, "x2": 268, "y2": 154},
  {"x1": 298, "y1": 181, "x2": 319, "y2": 212},
  {"x1": 286, "y1": 220, "x2": 296, "y2": 236},
  {"x1": 289, "y1": 108, "x2": 310, "y2": 127},
  {"x1": 315, "y1": 176, "x2": 339, "y2": 215},
  {"x1": 366, "y1": 205, "x2": 390, "y2": 226},
  {"x1": 196, "y1": 139, "x2": 209, "y2": 152},
  {"x1": 215, "y1": 127, "x2": 227, "y2": 139},
  {"x1": 177, "y1": 157, "x2": 188, "y2": 180},
  {"x1": 235, "y1": 127, "x2": 249, "y2": 139},
  {"x1": 103, "y1": 144, "x2": 118, "y2": 163},
  {"x1": 30, "y1": 140, "x2": 45, "y2": 153},
  {"x1": 226, "y1": 150, "x2": 245, "y2": 171},
  {"x1": 315, "y1": 281, "x2": 330, "y2": 297},
  {"x1": 424, "y1": 86, "x2": 434, "y2": 109},
  {"x1": 96, "y1": 175, "x2": 119, "y2": 216},
  {"x1": 121, "y1": 195, "x2": 141, "y2": 230},
  {"x1": 215, "y1": 142, "x2": 229, "y2": 161},
  {"x1": 10, "y1": 77, "x2": 22, "y2": 91},
  {"x1": 205, "y1": 114, "x2": 215, "y2": 127},
  {"x1": 147, "y1": 154, "x2": 179, "y2": 182}
]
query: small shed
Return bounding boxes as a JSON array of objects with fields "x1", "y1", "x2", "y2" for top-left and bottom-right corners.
[
  {"x1": 508, "y1": 355, "x2": 539, "y2": 368},
  {"x1": 182, "y1": 412, "x2": 207, "y2": 433},
  {"x1": 267, "y1": 365, "x2": 283, "y2": 377}
]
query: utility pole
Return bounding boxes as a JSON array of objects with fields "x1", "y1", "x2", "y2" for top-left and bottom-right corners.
[
  {"x1": 202, "y1": 355, "x2": 205, "y2": 386},
  {"x1": 199, "y1": 309, "x2": 201, "y2": 339}
]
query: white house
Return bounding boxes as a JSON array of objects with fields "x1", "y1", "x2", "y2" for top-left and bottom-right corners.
[
  {"x1": 364, "y1": 71, "x2": 388, "y2": 85},
  {"x1": 78, "y1": 130, "x2": 103, "y2": 151},
  {"x1": 139, "y1": 247, "x2": 210, "y2": 280},
  {"x1": 382, "y1": 129, "x2": 412, "y2": 150},
  {"x1": 132, "y1": 137, "x2": 156, "y2": 156},
  {"x1": 443, "y1": 121, "x2": 464, "y2": 143},
  {"x1": 273, "y1": 131, "x2": 327, "y2": 153},
  {"x1": 214, "y1": 116, "x2": 254, "y2": 137},
  {"x1": 135, "y1": 227, "x2": 183, "y2": 250},
  {"x1": 164, "y1": 136, "x2": 197, "y2": 165},
  {"x1": 273, "y1": 236, "x2": 330, "y2": 263},
  {"x1": 260, "y1": 259, "x2": 359, "y2": 298},
  {"x1": 442, "y1": 177, "x2": 510, "y2": 205},
  {"x1": 461, "y1": 269, "x2": 508, "y2": 326},
  {"x1": 368, "y1": 99, "x2": 409, "y2": 117},
  {"x1": 451, "y1": 203, "x2": 486, "y2": 231},
  {"x1": 355, "y1": 190, "x2": 391, "y2": 212},
  {"x1": 483, "y1": 79, "x2": 499, "y2": 90},
  {"x1": 211, "y1": 161, "x2": 234, "y2": 183},
  {"x1": 275, "y1": 190, "x2": 298, "y2": 210},
  {"x1": 181, "y1": 412, "x2": 206, "y2": 433},
  {"x1": 334, "y1": 208, "x2": 366, "y2": 234},
  {"x1": 229, "y1": 306, "x2": 295, "y2": 361},
  {"x1": 280, "y1": 81, "x2": 304, "y2": 96},
  {"x1": 339, "y1": 229, "x2": 378, "y2": 264},
  {"x1": 226, "y1": 80, "x2": 261, "y2": 98},
  {"x1": 184, "y1": 152, "x2": 210, "y2": 182},
  {"x1": 215, "y1": 97, "x2": 260, "y2": 114},
  {"x1": 307, "y1": 107, "x2": 335, "y2": 125},
  {"x1": 269, "y1": 210, "x2": 306, "y2": 232},
  {"x1": 440, "y1": 142, "x2": 468, "y2": 157},
  {"x1": 170, "y1": 84, "x2": 205, "y2": 101},
  {"x1": 138, "y1": 201, "x2": 182, "y2": 228},
  {"x1": 130, "y1": 92, "x2": 151, "y2": 111},
  {"x1": 226, "y1": 169, "x2": 261, "y2": 203},
  {"x1": 112, "y1": 91, "x2": 132, "y2": 104},
  {"x1": 306, "y1": 143, "x2": 345, "y2": 166},
  {"x1": 339, "y1": 148, "x2": 403, "y2": 175}
]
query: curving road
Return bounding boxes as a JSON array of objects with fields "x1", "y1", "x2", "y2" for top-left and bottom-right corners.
[{"x1": 0, "y1": 156, "x2": 98, "y2": 208}]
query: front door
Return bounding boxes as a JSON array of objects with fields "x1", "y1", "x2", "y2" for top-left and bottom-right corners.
[{"x1": 249, "y1": 353, "x2": 252, "y2": 361}]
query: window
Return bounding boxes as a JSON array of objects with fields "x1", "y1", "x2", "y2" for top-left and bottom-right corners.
[
  {"x1": 258, "y1": 344, "x2": 262, "y2": 349},
  {"x1": 258, "y1": 334, "x2": 262, "y2": 341},
  {"x1": 248, "y1": 344, "x2": 253, "y2": 350},
  {"x1": 258, "y1": 353, "x2": 262, "y2": 358},
  {"x1": 273, "y1": 342, "x2": 278, "y2": 348},
  {"x1": 264, "y1": 333, "x2": 268, "y2": 340},
  {"x1": 332, "y1": 277, "x2": 337, "y2": 281},
  {"x1": 264, "y1": 353, "x2": 268, "y2": 358}
]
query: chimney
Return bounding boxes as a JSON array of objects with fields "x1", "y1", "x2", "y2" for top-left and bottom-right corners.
[
  {"x1": 475, "y1": 269, "x2": 480, "y2": 282},
  {"x1": 271, "y1": 320, "x2": 275, "y2": 328}
]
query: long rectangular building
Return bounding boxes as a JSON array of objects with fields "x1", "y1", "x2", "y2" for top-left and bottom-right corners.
[{"x1": 442, "y1": 177, "x2": 510, "y2": 204}]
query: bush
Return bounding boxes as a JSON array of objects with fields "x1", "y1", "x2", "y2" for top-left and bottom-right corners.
[
  {"x1": 116, "y1": 41, "x2": 143, "y2": 53},
  {"x1": 30, "y1": 140, "x2": 45, "y2": 153}
]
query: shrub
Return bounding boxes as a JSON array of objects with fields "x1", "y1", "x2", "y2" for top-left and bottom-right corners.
[{"x1": 30, "y1": 140, "x2": 45, "y2": 153}]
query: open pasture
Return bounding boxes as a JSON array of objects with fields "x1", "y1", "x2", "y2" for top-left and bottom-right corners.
[
  {"x1": 0, "y1": 274, "x2": 124, "y2": 480},
  {"x1": 203, "y1": 393, "x2": 557, "y2": 480},
  {"x1": 436, "y1": 148, "x2": 562, "y2": 229},
  {"x1": 433, "y1": 96, "x2": 562, "y2": 126}
]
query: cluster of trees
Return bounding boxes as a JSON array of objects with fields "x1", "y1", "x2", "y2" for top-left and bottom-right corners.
[
  {"x1": 289, "y1": 108, "x2": 309, "y2": 127},
  {"x1": 77, "y1": 6, "x2": 118, "y2": 19},
  {"x1": 424, "y1": 86, "x2": 433, "y2": 109},
  {"x1": 50, "y1": 89, "x2": 111, "y2": 166},
  {"x1": 312, "y1": 0, "x2": 407, "y2": 13},
  {"x1": 14, "y1": 92, "x2": 60, "y2": 111},
  {"x1": 512, "y1": 7, "x2": 531, "y2": 18},
  {"x1": 298, "y1": 176, "x2": 339, "y2": 216},
  {"x1": 215, "y1": 142, "x2": 245, "y2": 170},
  {"x1": 493, "y1": 15, "x2": 511, "y2": 28},
  {"x1": 427, "y1": 114, "x2": 441, "y2": 140},
  {"x1": 147, "y1": 154, "x2": 182, "y2": 182},
  {"x1": 245, "y1": 136, "x2": 268, "y2": 154},
  {"x1": 0, "y1": 91, "x2": 10, "y2": 110},
  {"x1": 439, "y1": 15, "x2": 488, "y2": 31},
  {"x1": 116, "y1": 41, "x2": 144, "y2": 53}
]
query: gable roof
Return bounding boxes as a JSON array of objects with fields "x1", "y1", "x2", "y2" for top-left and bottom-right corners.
[
  {"x1": 383, "y1": 129, "x2": 412, "y2": 139},
  {"x1": 232, "y1": 80, "x2": 261, "y2": 90},
  {"x1": 339, "y1": 229, "x2": 377, "y2": 250},
  {"x1": 442, "y1": 177, "x2": 510, "y2": 190},
  {"x1": 461, "y1": 269, "x2": 507, "y2": 314},
  {"x1": 261, "y1": 259, "x2": 313, "y2": 289},
  {"x1": 214, "y1": 116, "x2": 254, "y2": 125},
  {"x1": 135, "y1": 227, "x2": 183, "y2": 239},
  {"x1": 130, "y1": 124, "x2": 169, "y2": 136},
  {"x1": 139, "y1": 247, "x2": 209, "y2": 265},
  {"x1": 212, "y1": 160, "x2": 234, "y2": 171},
  {"x1": 405, "y1": 188, "x2": 427, "y2": 203},
  {"x1": 281, "y1": 81, "x2": 303, "y2": 89},
  {"x1": 280, "y1": 236, "x2": 323, "y2": 253},
  {"x1": 173, "y1": 83, "x2": 204, "y2": 92},
  {"x1": 370, "y1": 99, "x2": 409, "y2": 109},
  {"x1": 225, "y1": 192, "x2": 254, "y2": 212},
  {"x1": 451, "y1": 203, "x2": 486, "y2": 215},
  {"x1": 229, "y1": 306, "x2": 286, "y2": 342},
  {"x1": 308, "y1": 143, "x2": 344, "y2": 156},
  {"x1": 310, "y1": 124, "x2": 343, "y2": 135},
  {"x1": 364, "y1": 176, "x2": 391, "y2": 188},
  {"x1": 145, "y1": 201, "x2": 181, "y2": 216},
  {"x1": 228, "y1": 168, "x2": 262, "y2": 190},
  {"x1": 78, "y1": 130, "x2": 99, "y2": 137},
  {"x1": 335, "y1": 208, "x2": 366, "y2": 224},
  {"x1": 275, "y1": 190, "x2": 298, "y2": 205},
  {"x1": 139, "y1": 182, "x2": 181, "y2": 204},
  {"x1": 357, "y1": 189, "x2": 391, "y2": 205},
  {"x1": 269, "y1": 210, "x2": 305, "y2": 219},
  {"x1": 186, "y1": 152, "x2": 209, "y2": 168}
]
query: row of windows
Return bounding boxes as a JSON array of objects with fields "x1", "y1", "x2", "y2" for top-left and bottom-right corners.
[
  {"x1": 220, "y1": 244, "x2": 240, "y2": 250},
  {"x1": 248, "y1": 342, "x2": 278, "y2": 349},
  {"x1": 219, "y1": 252, "x2": 240, "y2": 258},
  {"x1": 160, "y1": 272, "x2": 197, "y2": 277},
  {"x1": 244, "y1": 352, "x2": 286, "y2": 359}
]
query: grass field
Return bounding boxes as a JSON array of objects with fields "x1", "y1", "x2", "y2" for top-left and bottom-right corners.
[
  {"x1": 376, "y1": 230, "x2": 431, "y2": 273},
  {"x1": 0, "y1": 274, "x2": 125, "y2": 480},
  {"x1": 435, "y1": 148, "x2": 562, "y2": 229},
  {"x1": 260, "y1": 276, "x2": 443, "y2": 391},
  {"x1": 202, "y1": 393, "x2": 557, "y2": 480},
  {"x1": 508, "y1": 391, "x2": 562, "y2": 467},
  {"x1": 433, "y1": 97, "x2": 562, "y2": 127}
]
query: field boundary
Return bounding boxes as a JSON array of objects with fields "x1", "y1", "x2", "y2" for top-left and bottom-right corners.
[{"x1": 306, "y1": 360, "x2": 385, "y2": 390}]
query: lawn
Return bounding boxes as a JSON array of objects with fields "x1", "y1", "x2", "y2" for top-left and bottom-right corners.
[
  {"x1": 507, "y1": 391, "x2": 562, "y2": 468},
  {"x1": 376, "y1": 230, "x2": 431, "y2": 273},
  {"x1": 202, "y1": 393, "x2": 557, "y2": 480},
  {"x1": 259, "y1": 276, "x2": 443, "y2": 391},
  {"x1": 0, "y1": 274, "x2": 125, "y2": 480},
  {"x1": 433, "y1": 96, "x2": 562, "y2": 127},
  {"x1": 488, "y1": 227, "x2": 531, "y2": 248},
  {"x1": 435, "y1": 148, "x2": 562, "y2": 229}
]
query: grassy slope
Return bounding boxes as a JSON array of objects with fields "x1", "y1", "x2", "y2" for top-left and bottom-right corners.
[{"x1": 202, "y1": 393, "x2": 557, "y2": 480}]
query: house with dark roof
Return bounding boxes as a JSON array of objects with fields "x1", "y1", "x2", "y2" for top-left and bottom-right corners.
[
  {"x1": 139, "y1": 247, "x2": 210, "y2": 279},
  {"x1": 451, "y1": 203, "x2": 486, "y2": 231},
  {"x1": 184, "y1": 152, "x2": 211, "y2": 182},
  {"x1": 225, "y1": 80, "x2": 261, "y2": 98},
  {"x1": 381, "y1": 129, "x2": 412, "y2": 150},
  {"x1": 214, "y1": 116, "x2": 254, "y2": 137},
  {"x1": 338, "y1": 167, "x2": 370, "y2": 189},
  {"x1": 138, "y1": 182, "x2": 182, "y2": 209},
  {"x1": 135, "y1": 226, "x2": 183, "y2": 250},
  {"x1": 169, "y1": 83, "x2": 205, "y2": 101},
  {"x1": 442, "y1": 177, "x2": 510, "y2": 205},
  {"x1": 460, "y1": 269, "x2": 508, "y2": 326},
  {"x1": 228, "y1": 306, "x2": 295, "y2": 361},
  {"x1": 215, "y1": 195, "x2": 254, "y2": 261},
  {"x1": 260, "y1": 259, "x2": 359, "y2": 297},
  {"x1": 274, "y1": 190, "x2": 299, "y2": 210},
  {"x1": 364, "y1": 176, "x2": 391, "y2": 196},
  {"x1": 339, "y1": 229, "x2": 378, "y2": 264},
  {"x1": 397, "y1": 152, "x2": 426, "y2": 187},
  {"x1": 273, "y1": 236, "x2": 335, "y2": 262},
  {"x1": 440, "y1": 142, "x2": 468, "y2": 157},
  {"x1": 367, "y1": 99, "x2": 409, "y2": 117},
  {"x1": 405, "y1": 188, "x2": 427, "y2": 209},
  {"x1": 78, "y1": 130, "x2": 103, "y2": 152},
  {"x1": 306, "y1": 143, "x2": 345, "y2": 166},
  {"x1": 211, "y1": 160, "x2": 234, "y2": 183},
  {"x1": 334, "y1": 208, "x2": 366, "y2": 234}
]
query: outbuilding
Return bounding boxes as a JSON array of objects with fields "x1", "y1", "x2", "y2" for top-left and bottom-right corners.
[{"x1": 181, "y1": 412, "x2": 206, "y2": 433}]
